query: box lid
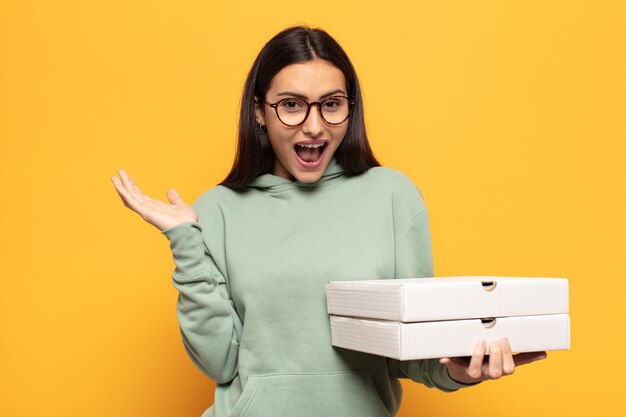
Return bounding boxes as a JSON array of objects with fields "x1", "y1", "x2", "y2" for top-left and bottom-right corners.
[{"x1": 326, "y1": 276, "x2": 569, "y2": 322}]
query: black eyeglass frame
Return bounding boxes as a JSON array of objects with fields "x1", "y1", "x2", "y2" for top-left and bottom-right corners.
[{"x1": 261, "y1": 95, "x2": 357, "y2": 127}]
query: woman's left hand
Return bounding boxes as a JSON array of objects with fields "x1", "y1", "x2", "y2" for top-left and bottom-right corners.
[{"x1": 439, "y1": 338, "x2": 547, "y2": 384}]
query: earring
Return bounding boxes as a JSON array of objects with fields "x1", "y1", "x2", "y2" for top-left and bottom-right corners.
[{"x1": 257, "y1": 121, "x2": 266, "y2": 132}]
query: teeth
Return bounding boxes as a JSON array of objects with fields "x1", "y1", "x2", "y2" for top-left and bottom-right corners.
[{"x1": 296, "y1": 143, "x2": 324, "y2": 149}]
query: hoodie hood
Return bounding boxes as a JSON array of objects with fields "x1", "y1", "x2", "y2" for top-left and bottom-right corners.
[{"x1": 247, "y1": 157, "x2": 345, "y2": 192}]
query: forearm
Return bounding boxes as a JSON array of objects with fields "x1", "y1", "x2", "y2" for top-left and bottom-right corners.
[
  {"x1": 387, "y1": 358, "x2": 478, "y2": 392},
  {"x1": 163, "y1": 221, "x2": 243, "y2": 383}
]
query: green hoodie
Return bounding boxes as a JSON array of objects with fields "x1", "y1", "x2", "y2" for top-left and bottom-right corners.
[{"x1": 161, "y1": 158, "x2": 473, "y2": 417}]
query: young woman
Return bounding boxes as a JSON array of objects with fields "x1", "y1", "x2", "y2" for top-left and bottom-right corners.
[{"x1": 112, "y1": 25, "x2": 546, "y2": 417}]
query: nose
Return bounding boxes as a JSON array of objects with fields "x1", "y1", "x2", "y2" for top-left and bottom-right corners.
[{"x1": 301, "y1": 103, "x2": 324, "y2": 138}]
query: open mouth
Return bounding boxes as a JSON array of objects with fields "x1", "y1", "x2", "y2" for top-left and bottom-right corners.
[{"x1": 294, "y1": 142, "x2": 327, "y2": 165}]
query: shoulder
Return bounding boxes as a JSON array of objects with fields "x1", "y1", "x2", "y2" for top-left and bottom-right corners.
[
  {"x1": 364, "y1": 166, "x2": 427, "y2": 216},
  {"x1": 189, "y1": 185, "x2": 243, "y2": 230},
  {"x1": 364, "y1": 165, "x2": 419, "y2": 185},
  {"x1": 365, "y1": 166, "x2": 425, "y2": 199},
  {"x1": 192, "y1": 184, "x2": 241, "y2": 210}
]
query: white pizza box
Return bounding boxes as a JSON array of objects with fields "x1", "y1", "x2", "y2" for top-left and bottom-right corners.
[
  {"x1": 329, "y1": 314, "x2": 570, "y2": 360},
  {"x1": 326, "y1": 276, "x2": 569, "y2": 322}
]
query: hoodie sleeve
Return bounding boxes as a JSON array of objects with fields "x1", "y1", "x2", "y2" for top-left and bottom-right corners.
[
  {"x1": 386, "y1": 175, "x2": 478, "y2": 392},
  {"x1": 161, "y1": 207, "x2": 243, "y2": 384}
]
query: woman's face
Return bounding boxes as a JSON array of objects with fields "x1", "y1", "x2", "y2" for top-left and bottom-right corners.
[{"x1": 255, "y1": 59, "x2": 349, "y2": 183}]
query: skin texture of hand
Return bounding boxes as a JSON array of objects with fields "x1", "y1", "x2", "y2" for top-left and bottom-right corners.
[
  {"x1": 111, "y1": 168, "x2": 198, "y2": 232},
  {"x1": 439, "y1": 338, "x2": 548, "y2": 385}
]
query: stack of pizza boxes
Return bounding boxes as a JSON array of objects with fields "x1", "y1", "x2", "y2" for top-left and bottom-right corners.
[{"x1": 325, "y1": 276, "x2": 570, "y2": 360}]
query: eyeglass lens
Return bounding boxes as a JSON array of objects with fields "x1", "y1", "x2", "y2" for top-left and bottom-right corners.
[{"x1": 276, "y1": 97, "x2": 350, "y2": 126}]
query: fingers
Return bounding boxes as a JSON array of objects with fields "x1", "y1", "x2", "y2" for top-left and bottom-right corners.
[
  {"x1": 439, "y1": 356, "x2": 470, "y2": 368},
  {"x1": 467, "y1": 340, "x2": 486, "y2": 379},
  {"x1": 111, "y1": 174, "x2": 135, "y2": 208},
  {"x1": 439, "y1": 357, "x2": 451, "y2": 366},
  {"x1": 111, "y1": 176, "x2": 130, "y2": 208},
  {"x1": 440, "y1": 339, "x2": 546, "y2": 385},
  {"x1": 488, "y1": 340, "x2": 503, "y2": 379},
  {"x1": 486, "y1": 340, "x2": 544, "y2": 379},
  {"x1": 167, "y1": 188, "x2": 185, "y2": 205},
  {"x1": 500, "y1": 338, "x2": 515, "y2": 375},
  {"x1": 111, "y1": 169, "x2": 145, "y2": 214},
  {"x1": 118, "y1": 169, "x2": 147, "y2": 203},
  {"x1": 127, "y1": 174, "x2": 148, "y2": 203}
]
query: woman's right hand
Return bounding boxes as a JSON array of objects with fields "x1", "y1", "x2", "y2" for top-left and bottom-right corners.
[{"x1": 111, "y1": 168, "x2": 198, "y2": 232}]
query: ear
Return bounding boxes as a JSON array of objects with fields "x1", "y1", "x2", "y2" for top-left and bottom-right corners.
[{"x1": 254, "y1": 97, "x2": 266, "y2": 126}]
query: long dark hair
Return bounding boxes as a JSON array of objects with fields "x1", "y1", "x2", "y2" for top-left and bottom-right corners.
[{"x1": 220, "y1": 25, "x2": 380, "y2": 190}]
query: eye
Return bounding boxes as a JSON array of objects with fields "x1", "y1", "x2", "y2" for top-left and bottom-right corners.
[
  {"x1": 279, "y1": 99, "x2": 306, "y2": 112},
  {"x1": 322, "y1": 97, "x2": 343, "y2": 111}
]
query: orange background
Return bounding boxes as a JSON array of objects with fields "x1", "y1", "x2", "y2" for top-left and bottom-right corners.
[{"x1": 1, "y1": 1, "x2": 625, "y2": 416}]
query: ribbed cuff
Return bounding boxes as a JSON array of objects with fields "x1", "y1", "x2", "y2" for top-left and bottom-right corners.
[
  {"x1": 161, "y1": 221, "x2": 210, "y2": 278},
  {"x1": 435, "y1": 361, "x2": 482, "y2": 391}
]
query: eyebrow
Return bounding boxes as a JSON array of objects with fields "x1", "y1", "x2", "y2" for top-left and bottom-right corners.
[{"x1": 275, "y1": 88, "x2": 346, "y2": 100}]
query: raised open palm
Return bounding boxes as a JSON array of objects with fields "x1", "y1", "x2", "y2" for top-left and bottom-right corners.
[{"x1": 111, "y1": 168, "x2": 198, "y2": 232}]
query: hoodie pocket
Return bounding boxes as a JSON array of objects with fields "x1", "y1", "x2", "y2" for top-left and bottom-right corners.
[{"x1": 229, "y1": 370, "x2": 391, "y2": 417}]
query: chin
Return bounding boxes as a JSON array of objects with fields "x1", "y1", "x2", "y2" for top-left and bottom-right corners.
[{"x1": 294, "y1": 171, "x2": 323, "y2": 183}]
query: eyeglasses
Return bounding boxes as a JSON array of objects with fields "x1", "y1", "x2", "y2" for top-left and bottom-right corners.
[{"x1": 262, "y1": 95, "x2": 356, "y2": 127}]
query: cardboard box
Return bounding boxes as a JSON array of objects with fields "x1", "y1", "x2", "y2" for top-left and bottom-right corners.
[
  {"x1": 329, "y1": 314, "x2": 571, "y2": 360},
  {"x1": 326, "y1": 276, "x2": 570, "y2": 360},
  {"x1": 326, "y1": 276, "x2": 569, "y2": 322}
]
